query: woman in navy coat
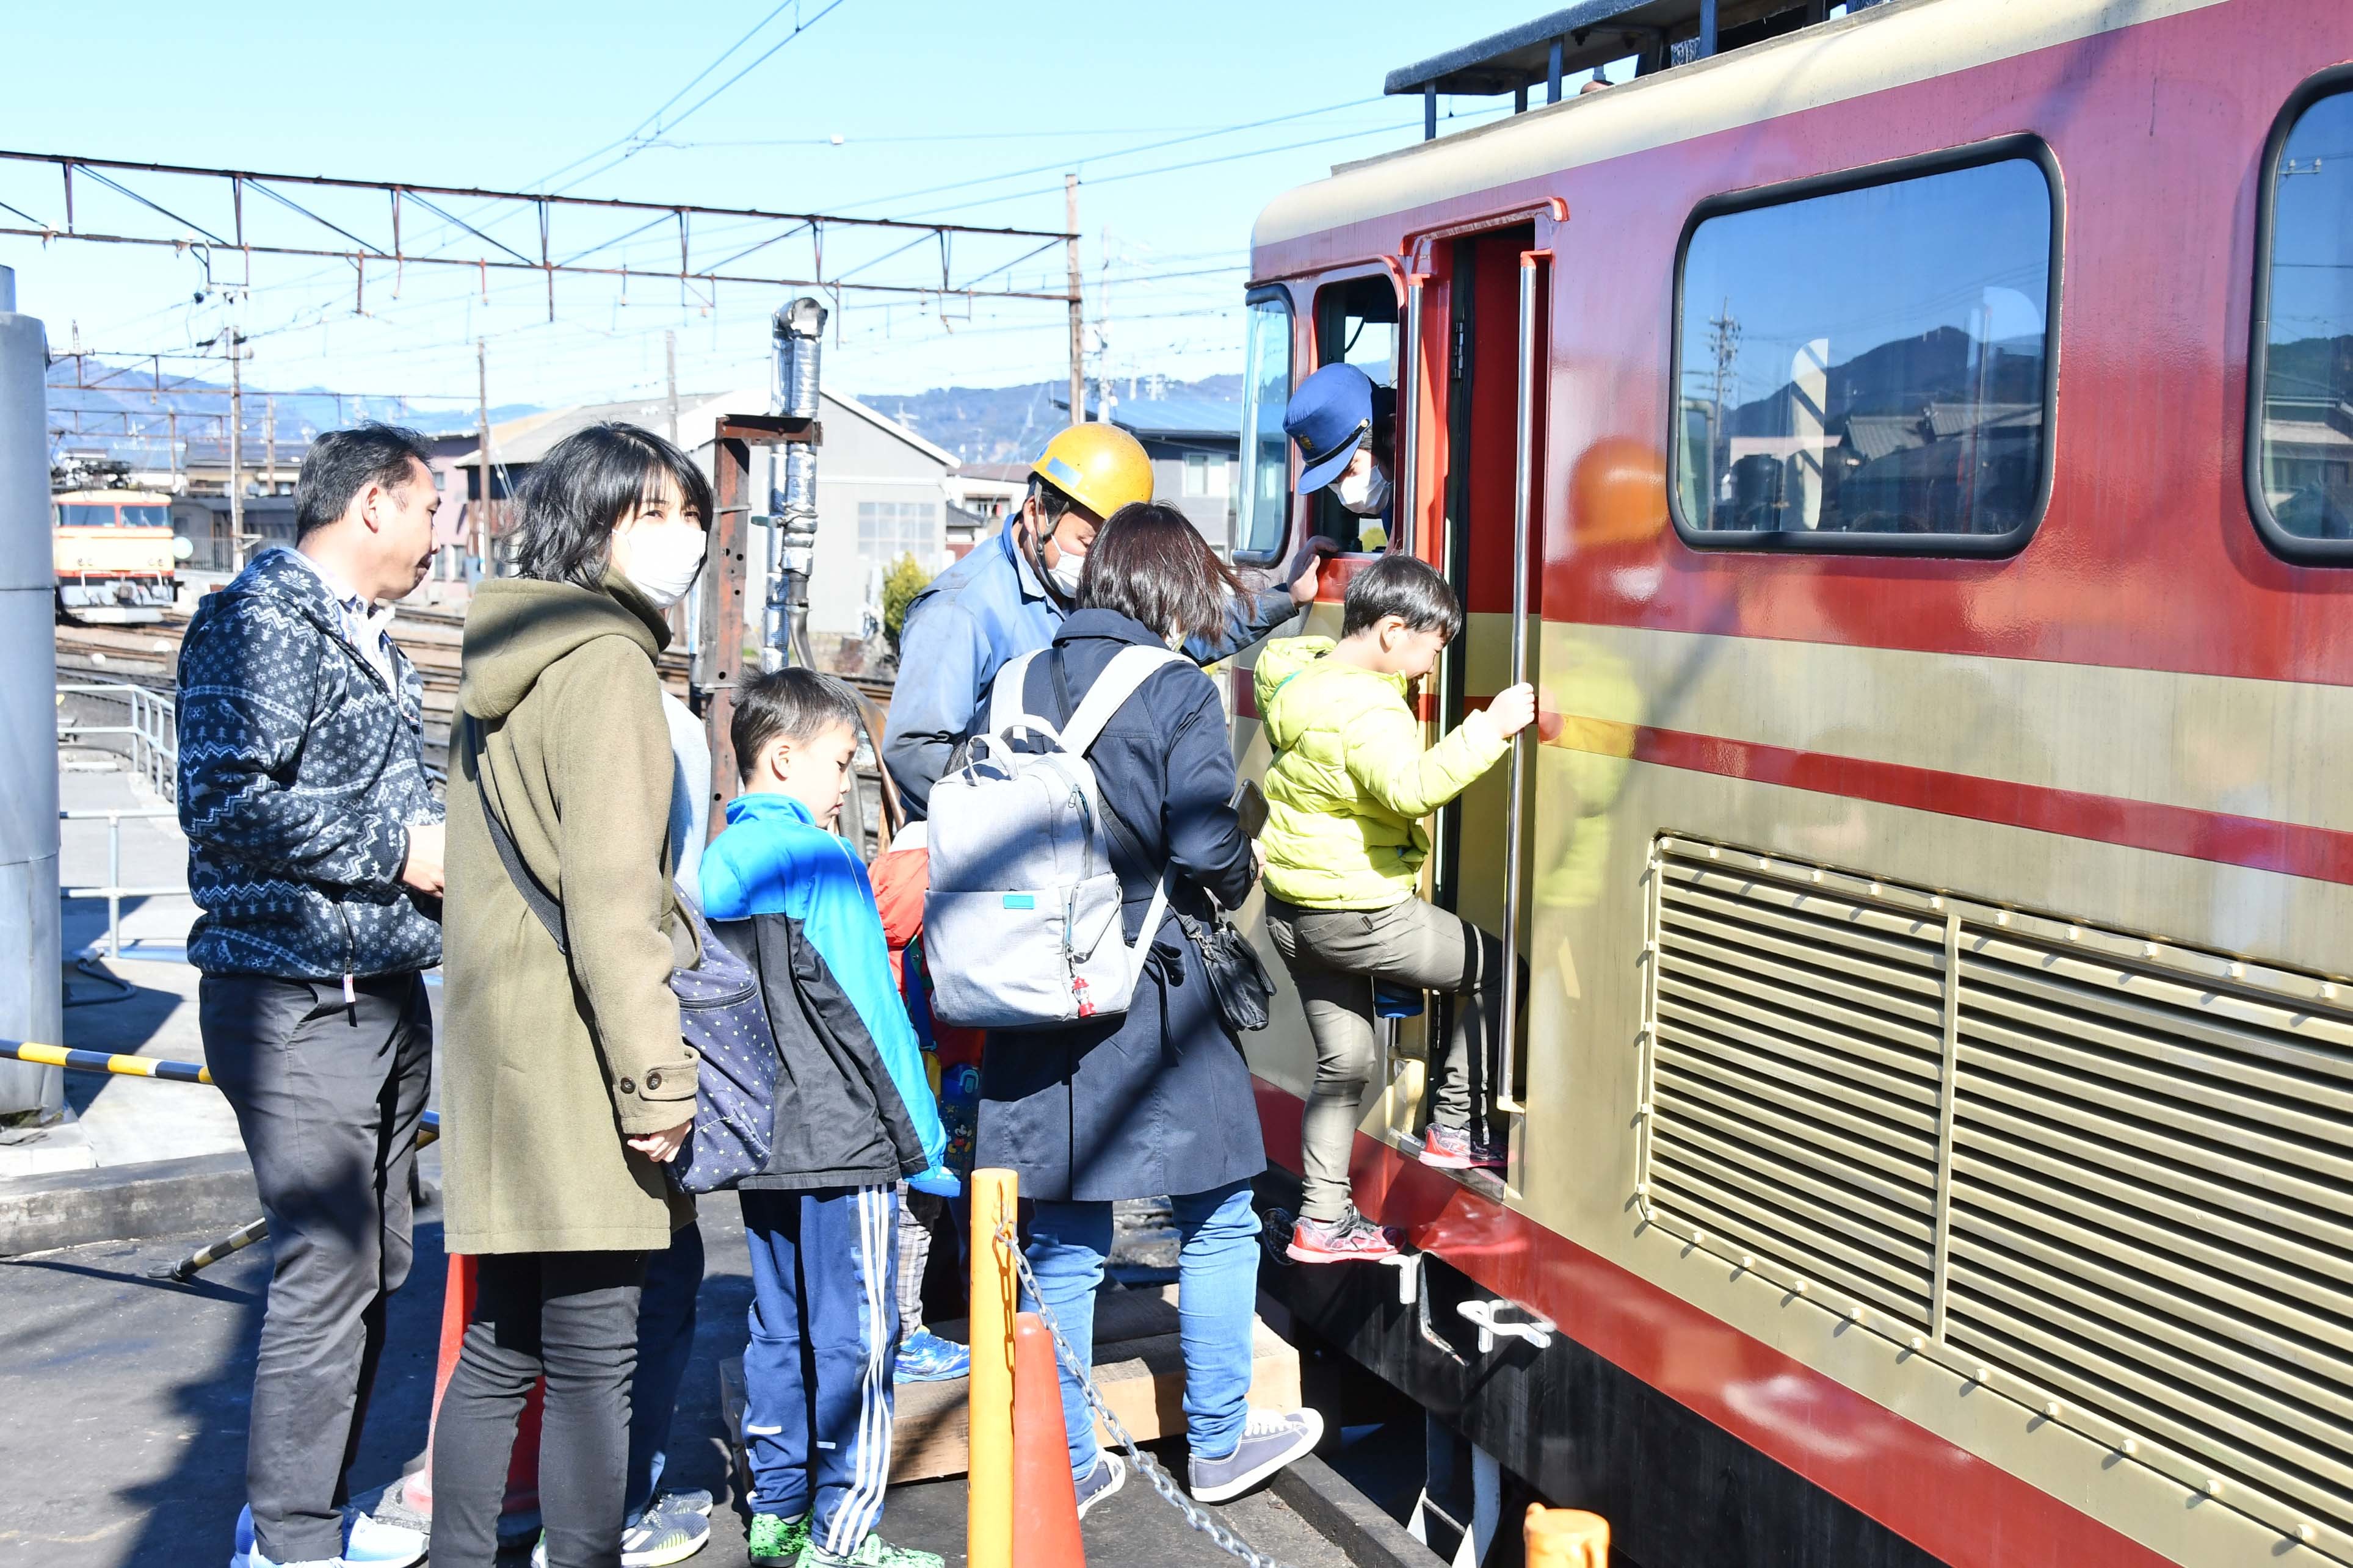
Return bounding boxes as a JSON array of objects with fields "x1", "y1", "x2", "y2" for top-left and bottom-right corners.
[{"x1": 974, "y1": 503, "x2": 1324, "y2": 1512}]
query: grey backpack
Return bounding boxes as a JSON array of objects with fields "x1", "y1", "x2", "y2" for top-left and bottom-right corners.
[{"x1": 924, "y1": 645, "x2": 1183, "y2": 1030}]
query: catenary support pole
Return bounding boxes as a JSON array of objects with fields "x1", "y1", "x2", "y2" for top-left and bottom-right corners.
[
  {"x1": 226, "y1": 300, "x2": 245, "y2": 570},
  {"x1": 1065, "y1": 175, "x2": 1084, "y2": 426},
  {"x1": 474, "y1": 338, "x2": 490, "y2": 577},
  {"x1": 665, "y1": 329, "x2": 679, "y2": 445},
  {"x1": 0, "y1": 266, "x2": 65, "y2": 1116}
]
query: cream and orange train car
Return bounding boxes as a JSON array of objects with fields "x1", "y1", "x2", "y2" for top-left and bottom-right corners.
[{"x1": 1224, "y1": 1, "x2": 2353, "y2": 1564}]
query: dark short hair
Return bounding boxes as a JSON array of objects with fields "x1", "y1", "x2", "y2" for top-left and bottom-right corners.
[
  {"x1": 1028, "y1": 474, "x2": 1078, "y2": 529},
  {"x1": 1342, "y1": 552, "x2": 1462, "y2": 640},
  {"x1": 294, "y1": 424, "x2": 434, "y2": 540},
  {"x1": 509, "y1": 422, "x2": 716, "y2": 590},
  {"x1": 1077, "y1": 501, "x2": 1242, "y2": 643},
  {"x1": 732, "y1": 667, "x2": 864, "y2": 782}
]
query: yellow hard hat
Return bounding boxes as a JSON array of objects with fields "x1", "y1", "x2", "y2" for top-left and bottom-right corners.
[{"x1": 1030, "y1": 423, "x2": 1153, "y2": 521}]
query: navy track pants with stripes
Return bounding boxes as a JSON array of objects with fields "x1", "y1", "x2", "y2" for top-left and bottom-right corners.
[{"x1": 739, "y1": 1185, "x2": 902, "y2": 1551}]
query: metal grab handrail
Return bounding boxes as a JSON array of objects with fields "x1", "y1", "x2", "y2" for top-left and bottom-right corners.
[{"x1": 1495, "y1": 251, "x2": 1547, "y2": 1119}]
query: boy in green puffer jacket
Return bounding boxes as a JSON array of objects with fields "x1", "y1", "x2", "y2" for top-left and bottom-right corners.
[{"x1": 1255, "y1": 554, "x2": 1536, "y2": 1263}]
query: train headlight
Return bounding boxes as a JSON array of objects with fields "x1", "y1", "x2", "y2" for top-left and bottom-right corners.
[{"x1": 172, "y1": 535, "x2": 195, "y2": 562}]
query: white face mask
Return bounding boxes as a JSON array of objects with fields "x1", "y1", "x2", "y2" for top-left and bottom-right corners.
[
  {"x1": 1335, "y1": 458, "x2": 1392, "y2": 518},
  {"x1": 1044, "y1": 537, "x2": 1087, "y2": 598},
  {"x1": 618, "y1": 523, "x2": 707, "y2": 609}
]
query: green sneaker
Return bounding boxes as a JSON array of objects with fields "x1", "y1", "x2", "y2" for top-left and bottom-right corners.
[
  {"x1": 799, "y1": 1533, "x2": 945, "y2": 1568},
  {"x1": 748, "y1": 1512, "x2": 811, "y2": 1567}
]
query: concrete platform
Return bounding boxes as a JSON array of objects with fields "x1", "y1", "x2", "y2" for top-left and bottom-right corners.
[{"x1": 0, "y1": 1187, "x2": 1364, "y2": 1567}]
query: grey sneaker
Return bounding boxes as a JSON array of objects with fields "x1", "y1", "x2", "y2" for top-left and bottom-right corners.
[
  {"x1": 622, "y1": 1501, "x2": 711, "y2": 1567},
  {"x1": 1189, "y1": 1408, "x2": 1325, "y2": 1503},
  {"x1": 531, "y1": 1502, "x2": 711, "y2": 1568},
  {"x1": 1075, "y1": 1451, "x2": 1127, "y2": 1519},
  {"x1": 648, "y1": 1487, "x2": 714, "y2": 1517}
]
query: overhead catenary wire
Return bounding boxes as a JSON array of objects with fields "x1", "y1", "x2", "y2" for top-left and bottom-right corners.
[{"x1": 21, "y1": 84, "x2": 1488, "y2": 413}]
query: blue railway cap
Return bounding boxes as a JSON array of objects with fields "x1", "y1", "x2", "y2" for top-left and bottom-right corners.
[{"x1": 1283, "y1": 363, "x2": 1376, "y2": 494}]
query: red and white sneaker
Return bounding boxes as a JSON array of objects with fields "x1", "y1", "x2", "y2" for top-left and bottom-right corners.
[
  {"x1": 1418, "y1": 1124, "x2": 1507, "y2": 1170},
  {"x1": 1286, "y1": 1207, "x2": 1404, "y2": 1264}
]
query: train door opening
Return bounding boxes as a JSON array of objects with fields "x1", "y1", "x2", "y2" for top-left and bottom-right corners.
[
  {"x1": 1310, "y1": 274, "x2": 1400, "y2": 552},
  {"x1": 1429, "y1": 223, "x2": 1544, "y2": 1156}
]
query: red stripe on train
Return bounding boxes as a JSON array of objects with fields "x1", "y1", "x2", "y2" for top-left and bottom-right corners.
[
  {"x1": 1620, "y1": 724, "x2": 2353, "y2": 886},
  {"x1": 1250, "y1": 1078, "x2": 2175, "y2": 1568}
]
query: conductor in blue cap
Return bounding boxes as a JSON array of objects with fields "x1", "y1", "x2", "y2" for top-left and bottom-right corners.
[{"x1": 1284, "y1": 363, "x2": 1394, "y2": 542}]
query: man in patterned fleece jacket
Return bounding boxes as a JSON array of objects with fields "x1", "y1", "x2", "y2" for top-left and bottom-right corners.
[{"x1": 176, "y1": 424, "x2": 446, "y2": 1568}]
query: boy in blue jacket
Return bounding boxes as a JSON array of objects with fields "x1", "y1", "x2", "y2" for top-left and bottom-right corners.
[{"x1": 700, "y1": 668, "x2": 955, "y2": 1568}]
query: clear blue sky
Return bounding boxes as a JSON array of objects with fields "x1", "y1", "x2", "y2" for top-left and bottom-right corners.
[{"x1": 0, "y1": 1, "x2": 1548, "y2": 414}]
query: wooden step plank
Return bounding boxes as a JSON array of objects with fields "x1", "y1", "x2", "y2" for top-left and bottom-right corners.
[{"x1": 717, "y1": 1288, "x2": 1302, "y2": 1487}]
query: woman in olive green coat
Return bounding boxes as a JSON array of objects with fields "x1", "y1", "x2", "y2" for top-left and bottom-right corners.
[{"x1": 432, "y1": 422, "x2": 710, "y2": 1568}]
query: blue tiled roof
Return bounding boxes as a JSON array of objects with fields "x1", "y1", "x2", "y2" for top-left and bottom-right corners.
[{"x1": 1054, "y1": 393, "x2": 1241, "y2": 442}]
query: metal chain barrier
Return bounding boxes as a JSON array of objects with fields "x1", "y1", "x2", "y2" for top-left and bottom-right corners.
[{"x1": 993, "y1": 1216, "x2": 1299, "y2": 1568}]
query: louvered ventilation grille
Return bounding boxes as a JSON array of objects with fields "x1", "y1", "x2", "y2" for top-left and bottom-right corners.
[
  {"x1": 1640, "y1": 837, "x2": 2353, "y2": 1553},
  {"x1": 1647, "y1": 857, "x2": 1946, "y2": 1328},
  {"x1": 1949, "y1": 928, "x2": 2353, "y2": 1538}
]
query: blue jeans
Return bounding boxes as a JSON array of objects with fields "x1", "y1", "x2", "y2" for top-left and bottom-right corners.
[
  {"x1": 625, "y1": 1221, "x2": 704, "y2": 1520},
  {"x1": 1024, "y1": 1180, "x2": 1261, "y2": 1481}
]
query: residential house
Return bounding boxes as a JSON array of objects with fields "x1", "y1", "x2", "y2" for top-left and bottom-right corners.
[{"x1": 1055, "y1": 387, "x2": 1243, "y2": 553}]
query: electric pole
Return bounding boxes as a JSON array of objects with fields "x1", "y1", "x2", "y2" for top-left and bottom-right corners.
[
  {"x1": 264, "y1": 394, "x2": 277, "y2": 494},
  {"x1": 666, "y1": 329, "x2": 680, "y2": 444},
  {"x1": 476, "y1": 337, "x2": 491, "y2": 578},
  {"x1": 1065, "y1": 174, "x2": 1084, "y2": 424}
]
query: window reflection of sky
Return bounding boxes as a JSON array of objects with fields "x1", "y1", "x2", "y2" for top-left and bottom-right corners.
[
  {"x1": 2268, "y1": 90, "x2": 2353, "y2": 350},
  {"x1": 1681, "y1": 158, "x2": 2051, "y2": 413}
]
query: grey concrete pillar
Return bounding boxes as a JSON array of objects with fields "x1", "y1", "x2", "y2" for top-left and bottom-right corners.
[{"x1": 0, "y1": 265, "x2": 63, "y2": 1115}]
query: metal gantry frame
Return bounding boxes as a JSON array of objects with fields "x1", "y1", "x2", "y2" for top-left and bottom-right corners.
[{"x1": 0, "y1": 150, "x2": 1080, "y2": 316}]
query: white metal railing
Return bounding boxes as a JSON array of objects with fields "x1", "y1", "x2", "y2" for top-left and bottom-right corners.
[
  {"x1": 57, "y1": 682, "x2": 176, "y2": 801},
  {"x1": 57, "y1": 682, "x2": 181, "y2": 958},
  {"x1": 59, "y1": 807, "x2": 183, "y2": 958}
]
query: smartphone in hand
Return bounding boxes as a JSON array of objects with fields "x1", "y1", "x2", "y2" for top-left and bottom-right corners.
[{"x1": 1234, "y1": 779, "x2": 1269, "y2": 841}]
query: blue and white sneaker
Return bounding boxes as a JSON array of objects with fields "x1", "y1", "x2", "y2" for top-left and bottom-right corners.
[
  {"x1": 893, "y1": 1326, "x2": 971, "y2": 1382},
  {"x1": 230, "y1": 1505, "x2": 426, "y2": 1568}
]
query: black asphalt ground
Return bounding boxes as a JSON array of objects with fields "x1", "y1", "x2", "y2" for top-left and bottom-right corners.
[{"x1": 0, "y1": 1183, "x2": 1355, "y2": 1568}]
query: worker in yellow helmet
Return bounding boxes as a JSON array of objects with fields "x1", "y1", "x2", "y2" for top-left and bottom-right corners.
[{"x1": 884, "y1": 421, "x2": 1331, "y2": 815}]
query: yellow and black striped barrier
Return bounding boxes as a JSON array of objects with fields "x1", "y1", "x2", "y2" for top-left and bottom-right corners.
[
  {"x1": 154, "y1": 1112, "x2": 442, "y2": 1282},
  {"x1": 0, "y1": 1038, "x2": 447, "y2": 1282},
  {"x1": 1, "y1": 1038, "x2": 212, "y2": 1085}
]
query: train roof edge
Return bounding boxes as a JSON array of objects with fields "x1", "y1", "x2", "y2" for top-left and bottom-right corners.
[{"x1": 1250, "y1": 0, "x2": 2225, "y2": 261}]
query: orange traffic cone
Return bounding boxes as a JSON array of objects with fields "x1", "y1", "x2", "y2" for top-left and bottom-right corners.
[
  {"x1": 1011, "y1": 1311, "x2": 1088, "y2": 1567},
  {"x1": 1525, "y1": 1505, "x2": 1609, "y2": 1567},
  {"x1": 404, "y1": 1252, "x2": 544, "y2": 1527}
]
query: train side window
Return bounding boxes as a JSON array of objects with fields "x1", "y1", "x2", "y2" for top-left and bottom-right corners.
[
  {"x1": 1235, "y1": 289, "x2": 1294, "y2": 565},
  {"x1": 1670, "y1": 141, "x2": 2059, "y2": 555},
  {"x1": 2249, "y1": 76, "x2": 2353, "y2": 560}
]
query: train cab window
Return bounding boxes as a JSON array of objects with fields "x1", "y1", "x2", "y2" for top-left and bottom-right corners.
[
  {"x1": 1670, "y1": 145, "x2": 2059, "y2": 554},
  {"x1": 2251, "y1": 79, "x2": 2353, "y2": 558},
  {"x1": 1235, "y1": 289, "x2": 1294, "y2": 565},
  {"x1": 1311, "y1": 276, "x2": 1400, "y2": 552}
]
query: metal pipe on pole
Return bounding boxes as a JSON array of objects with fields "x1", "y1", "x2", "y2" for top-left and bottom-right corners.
[
  {"x1": 0, "y1": 265, "x2": 65, "y2": 1117},
  {"x1": 769, "y1": 297, "x2": 827, "y2": 671},
  {"x1": 1064, "y1": 175, "x2": 1084, "y2": 425}
]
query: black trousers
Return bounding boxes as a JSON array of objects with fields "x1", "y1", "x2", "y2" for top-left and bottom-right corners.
[
  {"x1": 429, "y1": 1249, "x2": 648, "y2": 1568},
  {"x1": 198, "y1": 971, "x2": 434, "y2": 1565}
]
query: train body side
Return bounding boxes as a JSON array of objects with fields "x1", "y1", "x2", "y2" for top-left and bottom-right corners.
[{"x1": 1234, "y1": 2, "x2": 2353, "y2": 1565}]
